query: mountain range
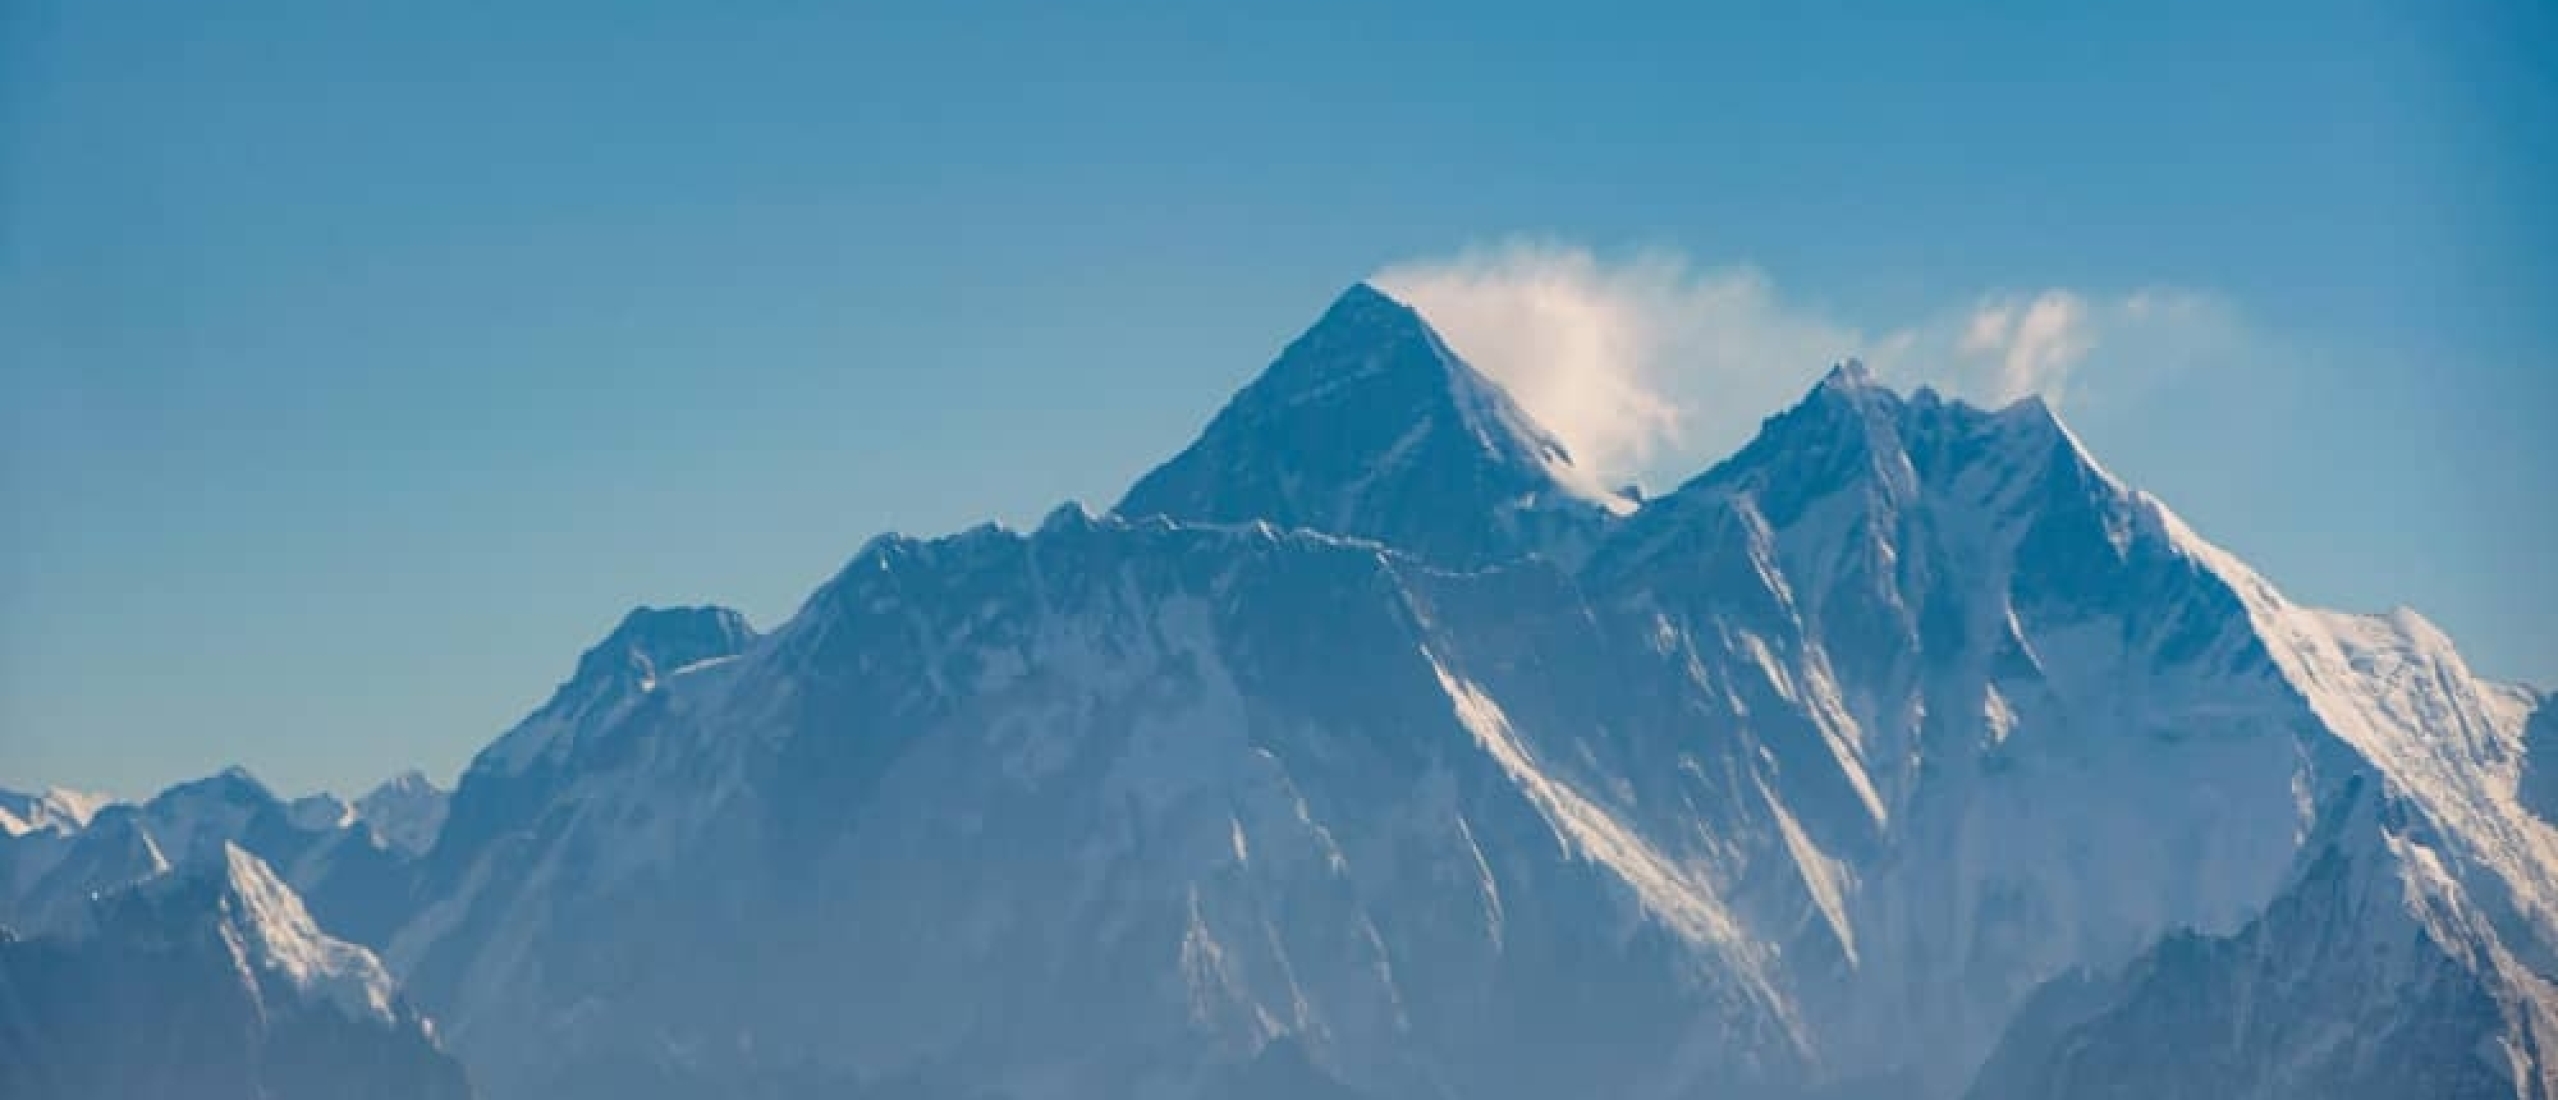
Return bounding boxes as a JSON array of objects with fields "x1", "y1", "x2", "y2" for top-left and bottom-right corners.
[
  {"x1": 0, "y1": 843, "x2": 470, "y2": 1100},
  {"x1": 3, "y1": 283, "x2": 2550, "y2": 1099}
]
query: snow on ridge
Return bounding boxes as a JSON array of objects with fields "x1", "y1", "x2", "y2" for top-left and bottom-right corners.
[
  {"x1": 474, "y1": 607, "x2": 757, "y2": 777},
  {"x1": 0, "y1": 786, "x2": 116, "y2": 837},
  {"x1": 210, "y1": 842, "x2": 399, "y2": 1024},
  {"x1": 664, "y1": 653, "x2": 744, "y2": 679},
  {"x1": 356, "y1": 769, "x2": 452, "y2": 857},
  {"x1": 358, "y1": 312, "x2": 2550, "y2": 1098},
  {"x1": 1430, "y1": 320, "x2": 1636, "y2": 517},
  {"x1": 41, "y1": 788, "x2": 113, "y2": 829},
  {"x1": 1425, "y1": 654, "x2": 1777, "y2": 992},
  {"x1": 2135, "y1": 490, "x2": 2558, "y2": 942}
]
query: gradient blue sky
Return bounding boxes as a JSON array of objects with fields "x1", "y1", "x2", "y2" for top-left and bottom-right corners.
[{"x1": 5, "y1": 1, "x2": 2552, "y2": 798}]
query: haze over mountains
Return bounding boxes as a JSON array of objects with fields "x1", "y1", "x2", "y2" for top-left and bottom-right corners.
[{"x1": 3, "y1": 284, "x2": 2551, "y2": 1099}]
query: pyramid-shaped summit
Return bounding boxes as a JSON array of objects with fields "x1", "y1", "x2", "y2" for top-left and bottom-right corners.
[{"x1": 1116, "y1": 283, "x2": 1628, "y2": 568}]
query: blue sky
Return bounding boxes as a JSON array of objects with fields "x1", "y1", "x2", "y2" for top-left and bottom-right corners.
[{"x1": 4, "y1": 1, "x2": 2552, "y2": 797}]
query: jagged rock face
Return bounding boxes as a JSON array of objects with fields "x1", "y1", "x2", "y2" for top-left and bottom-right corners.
[{"x1": 0, "y1": 847, "x2": 471, "y2": 1100}]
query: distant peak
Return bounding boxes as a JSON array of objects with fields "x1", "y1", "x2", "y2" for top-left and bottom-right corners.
[
  {"x1": 0, "y1": 785, "x2": 114, "y2": 836},
  {"x1": 1039, "y1": 499, "x2": 1095, "y2": 534},
  {"x1": 364, "y1": 768, "x2": 438, "y2": 797},
  {"x1": 355, "y1": 769, "x2": 449, "y2": 856},
  {"x1": 1821, "y1": 358, "x2": 1878, "y2": 389},
  {"x1": 604, "y1": 604, "x2": 752, "y2": 647},
  {"x1": 154, "y1": 766, "x2": 277, "y2": 807},
  {"x1": 575, "y1": 605, "x2": 756, "y2": 688},
  {"x1": 453, "y1": 605, "x2": 764, "y2": 773}
]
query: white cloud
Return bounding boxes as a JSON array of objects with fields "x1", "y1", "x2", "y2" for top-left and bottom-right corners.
[
  {"x1": 1373, "y1": 238, "x2": 2249, "y2": 490},
  {"x1": 1956, "y1": 290, "x2": 2094, "y2": 403},
  {"x1": 1373, "y1": 241, "x2": 1863, "y2": 486},
  {"x1": 1918, "y1": 288, "x2": 2245, "y2": 407}
]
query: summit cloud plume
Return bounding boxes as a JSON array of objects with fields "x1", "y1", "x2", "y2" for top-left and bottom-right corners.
[{"x1": 1373, "y1": 239, "x2": 2248, "y2": 489}]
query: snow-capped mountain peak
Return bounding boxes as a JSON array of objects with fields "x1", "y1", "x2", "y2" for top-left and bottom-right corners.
[
  {"x1": 1117, "y1": 283, "x2": 1630, "y2": 568},
  {"x1": 18, "y1": 289, "x2": 2548, "y2": 1100},
  {"x1": 0, "y1": 786, "x2": 112, "y2": 838},
  {"x1": 1819, "y1": 355, "x2": 1880, "y2": 390},
  {"x1": 202, "y1": 842, "x2": 399, "y2": 1023},
  {"x1": 2, "y1": 762, "x2": 435, "y2": 950},
  {"x1": 140, "y1": 766, "x2": 282, "y2": 866},
  {"x1": 81, "y1": 842, "x2": 402, "y2": 1024},
  {"x1": 570, "y1": 604, "x2": 757, "y2": 696},
  {"x1": 2, "y1": 843, "x2": 473, "y2": 1100},
  {"x1": 474, "y1": 604, "x2": 757, "y2": 777},
  {"x1": 356, "y1": 769, "x2": 451, "y2": 856}
]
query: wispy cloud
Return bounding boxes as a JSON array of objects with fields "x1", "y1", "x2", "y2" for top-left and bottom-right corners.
[
  {"x1": 1373, "y1": 238, "x2": 2252, "y2": 488},
  {"x1": 1372, "y1": 241, "x2": 1860, "y2": 484},
  {"x1": 1909, "y1": 286, "x2": 2246, "y2": 408},
  {"x1": 1957, "y1": 291, "x2": 2094, "y2": 403}
]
